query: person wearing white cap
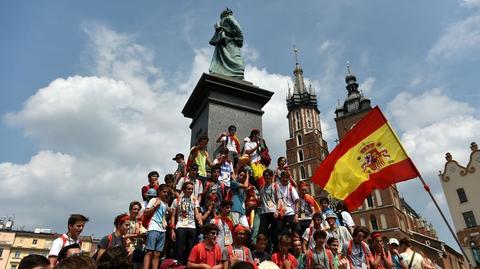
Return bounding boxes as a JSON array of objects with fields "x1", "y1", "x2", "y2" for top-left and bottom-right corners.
[
  {"x1": 325, "y1": 212, "x2": 352, "y2": 252},
  {"x1": 387, "y1": 238, "x2": 406, "y2": 269}
]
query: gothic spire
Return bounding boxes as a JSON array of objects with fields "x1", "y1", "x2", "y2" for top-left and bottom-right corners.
[{"x1": 293, "y1": 46, "x2": 306, "y2": 93}]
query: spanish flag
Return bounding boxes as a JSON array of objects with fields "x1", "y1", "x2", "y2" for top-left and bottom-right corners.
[{"x1": 311, "y1": 106, "x2": 419, "y2": 210}]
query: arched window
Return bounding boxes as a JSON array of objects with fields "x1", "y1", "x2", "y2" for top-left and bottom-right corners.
[
  {"x1": 300, "y1": 166, "x2": 306, "y2": 179},
  {"x1": 295, "y1": 111, "x2": 301, "y2": 129},
  {"x1": 367, "y1": 195, "x2": 374, "y2": 208},
  {"x1": 298, "y1": 149, "x2": 304, "y2": 162},
  {"x1": 306, "y1": 110, "x2": 312, "y2": 128},
  {"x1": 297, "y1": 134, "x2": 302, "y2": 145},
  {"x1": 370, "y1": 215, "x2": 379, "y2": 230}
]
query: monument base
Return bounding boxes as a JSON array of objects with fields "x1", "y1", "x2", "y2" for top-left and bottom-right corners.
[{"x1": 182, "y1": 73, "x2": 274, "y2": 157}]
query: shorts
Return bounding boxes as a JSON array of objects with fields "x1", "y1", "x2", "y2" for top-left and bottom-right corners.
[
  {"x1": 231, "y1": 212, "x2": 249, "y2": 228},
  {"x1": 145, "y1": 230, "x2": 165, "y2": 252}
]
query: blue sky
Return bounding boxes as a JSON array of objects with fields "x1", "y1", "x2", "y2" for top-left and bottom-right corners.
[{"x1": 1, "y1": 0, "x2": 479, "y2": 249}]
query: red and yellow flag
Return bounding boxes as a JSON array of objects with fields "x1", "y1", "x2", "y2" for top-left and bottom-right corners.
[{"x1": 311, "y1": 106, "x2": 419, "y2": 210}]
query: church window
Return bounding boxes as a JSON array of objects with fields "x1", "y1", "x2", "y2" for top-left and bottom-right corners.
[
  {"x1": 295, "y1": 111, "x2": 301, "y2": 129},
  {"x1": 306, "y1": 110, "x2": 312, "y2": 128},
  {"x1": 463, "y1": 211, "x2": 477, "y2": 228},
  {"x1": 375, "y1": 190, "x2": 382, "y2": 206},
  {"x1": 298, "y1": 149, "x2": 304, "y2": 162},
  {"x1": 300, "y1": 166, "x2": 306, "y2": 180},
  {"x1": 457, "y1": 188, "x2": 468, "y2": 203},
  {"x1": 297, "y1": 134, "x2": 302, "y2": 145},
  {"x1": 366, "y1": 195, "x2": 374, "y2": 208},
  {"x1": 370, "y1": 215, "x2": 379, "y2": 230}
]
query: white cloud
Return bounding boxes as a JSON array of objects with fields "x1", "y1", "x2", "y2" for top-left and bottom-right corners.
[
  {"x1": 359, "y1": 77, "x2": 375, "y2": 95},
  {"x1": 428, "y1": 13, "x2": 480, "y2": 60},
  {"x1": 1, "y1": 24, "x2": 326, "y2": 235},
  {"x1": 461, "y1": 0, "x2": 480, "y2": 8},
  {"x1": 387, "y1": 88, "x2": 474, "y2": 132}
]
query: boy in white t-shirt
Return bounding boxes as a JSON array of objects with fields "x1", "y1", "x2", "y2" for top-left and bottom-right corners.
[
  {"x1": 48, "y1": 214, "x2": 89, "y2": 266},
  {"x1": 143, "y1": 184, "x2": 170, "y2": 269}
]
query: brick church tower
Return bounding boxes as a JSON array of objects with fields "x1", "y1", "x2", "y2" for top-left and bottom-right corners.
[
  {"x1": 333, "y1": 64, "x2": 439, "y2": 241},
  {"x1": 285, "y1": 49, "x2": 329, "y2": 197}
]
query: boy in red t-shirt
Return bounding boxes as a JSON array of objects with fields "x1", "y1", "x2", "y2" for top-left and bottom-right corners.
[
  {"x1": 272, "y1": 234, "x2": 298, "y2": 269},
  {"x1": 188, "y1": 223, "x2": 223, "y2": 269}
]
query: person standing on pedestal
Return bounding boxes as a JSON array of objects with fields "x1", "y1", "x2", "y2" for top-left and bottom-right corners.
[
  {"x1": 188, "y1": 135, "x2": 214, "y2": 185},
  {"x1": 217, "y1": 125, "x2": 241, "y2": 168}
]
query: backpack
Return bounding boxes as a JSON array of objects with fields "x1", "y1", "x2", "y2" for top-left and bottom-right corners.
[
  {"x1": 306, "y1": 248, "x2": 333, "y2": 269},
  {"x1": 60, "y1": 234, "x2": 82, "y2": 249},
  {"x1": 142, "y1": 198, "x2": 160, "y2": 229}
]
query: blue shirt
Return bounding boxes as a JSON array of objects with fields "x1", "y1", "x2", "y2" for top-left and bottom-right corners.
[{"x1": 230, "y1": 180, "x2": 245, "y2": 215}]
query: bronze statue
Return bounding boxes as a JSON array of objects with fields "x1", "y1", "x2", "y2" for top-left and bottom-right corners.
[{"x1": 209, "y1": 8, "x2": 245, "y2": 79}]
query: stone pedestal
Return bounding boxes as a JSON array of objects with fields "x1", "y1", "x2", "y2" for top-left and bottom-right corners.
[{"x1": 182, "y1": 73, "x2": 273, "y2": 157}]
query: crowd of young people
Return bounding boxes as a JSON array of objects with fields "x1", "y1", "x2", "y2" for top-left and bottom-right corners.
[{"x1": 19, "y1": 125, "x2": 435, "y2": 269}]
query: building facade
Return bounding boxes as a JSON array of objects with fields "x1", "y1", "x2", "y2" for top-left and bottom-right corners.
[
  {"x1": 0, "y1": 229, "x2": 95, "y2": 269},
  {"x1": 439, "y1": 142, "x2": 480, "y2": 268},
  {"x1": 285, "y1": 51, "x2": 329, "y2": 197}
]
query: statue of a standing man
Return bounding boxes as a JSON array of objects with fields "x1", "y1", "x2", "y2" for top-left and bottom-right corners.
[{"x1": 209, "y1": 8, "x2": 245, "y2": 79}]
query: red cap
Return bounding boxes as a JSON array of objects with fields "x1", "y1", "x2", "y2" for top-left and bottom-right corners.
[{"x1": 233, "y1": 225, "x2": 248, "y2": 234}]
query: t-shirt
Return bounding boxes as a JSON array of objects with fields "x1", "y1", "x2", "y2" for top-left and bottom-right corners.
[
  {"x1": 171, "y1": 196, "x2": 199, "y2": 229},
  {"x1": 221, "y1": 135, "x2": 240, "y2": 153},
  {"x1": 222, "y1": 245, "x2": 254, "y2": 264},
  {"x1": 271, "y1": 252, "x2": 299, "y2": 269},
  {"x1": 213, "y1": 159, "x2": 234, "y2": 187},
  {"x1": 326, "y1": 226, "x2": 353, "y2": 251},
  {"x1": 176, "y1": 176, "x2": 203, "y2": 200},
  {"x1": 230, "y1": 180, "x2": 246, "y2": 215},
  {"x1": 260, "y1": 184, "x2": 277, "y2": 214},
  {"x1": 309, "y1": 248, "x2": 333, "y2": 269},
  {"x1": 298, "y1": 197, "x2": 314, "y2": 220},
  {"x1": 193, "y1": 148, "x2": 209, "y2": 177},
  {"x1": 141, "y1": 184, "x2": 158, "y2": 201},
  {"x1": 48, "y1": 234, "x2": 81, "y2": 257},
  {"x1": 303, "y1": 226, "x2": 321, "y2": 251},
  {"x1": 99, "y1": 233, "x2": 124, "y2": 249},
  {"x1": 244, "y1": 138, "x2": 260, "y2": 163},
  {"x1": 400, "y1": 251, "x2": 424, "y2": 269},
  {"x1": 342, "y1": 241, "x2": 371, "y2": 269},
  {"x1": 204, "y1": 180, "x2": 225, "y2": 208},
  {"x1": 188, "y1": 242, "x2": 223, "y2": 267},
  {"x1": 341, "y1": 211, "x2": 355, "y2": 228},
  {"x1": 253, "y1": 251, "x2": 272, "y2": 265},
  {"x1": 277, "y1": 183, "x2": 299, "y2": 216},
  {"x1": 146, "y1": 198, "x2": 168, "y2": 232},
  {"x1": 211, "y1": 217, "x2": 233, "y2": 249}
]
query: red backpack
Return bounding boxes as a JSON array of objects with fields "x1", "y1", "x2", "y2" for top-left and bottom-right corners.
[{"x1": 60, "y1": 234, "x2": 82, "y2": 249}]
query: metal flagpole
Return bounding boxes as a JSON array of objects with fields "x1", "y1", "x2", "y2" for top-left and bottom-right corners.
[{"x1": 417, "y1": 175, "x2": 473, "y2": 267}]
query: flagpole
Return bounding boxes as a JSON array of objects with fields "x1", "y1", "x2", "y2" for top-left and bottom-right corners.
[
  {"x1": 417, "y1": 175, "x2": 472, "y2": 266},
  {"x1": 382, "y1": 117, "x2": 472, "y2": 266}
]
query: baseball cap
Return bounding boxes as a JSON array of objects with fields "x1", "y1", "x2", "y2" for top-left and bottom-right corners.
[
  {"x1": 325, "y1": 212, "x2": 337, "y2": 219},
  {"x1": 388, "y1": 238, "x2": 400, "y2": 246},
  {"x1": 172, "y1": 153, "x2": 184, "y2": 160}
]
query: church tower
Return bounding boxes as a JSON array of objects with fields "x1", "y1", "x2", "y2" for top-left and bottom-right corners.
[
  {"x1": 285, "y1": 48, "x2": 329, "y2": 197},
  {"x1": 333, "y1": 63, "x2": 440, "y2": 245},
  {"x1": 334, "y1": 62, "x2": 372, "y2": 140}
]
